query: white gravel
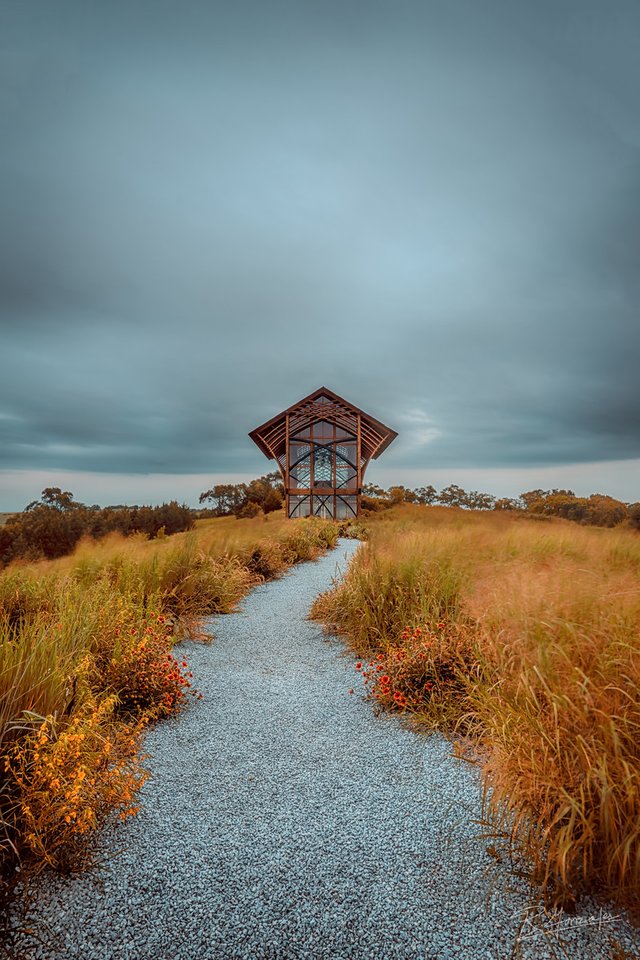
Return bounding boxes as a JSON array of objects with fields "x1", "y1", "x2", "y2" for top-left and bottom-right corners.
[{"x1": 6, "y1": 539, "x2": 640, "y2": 959}]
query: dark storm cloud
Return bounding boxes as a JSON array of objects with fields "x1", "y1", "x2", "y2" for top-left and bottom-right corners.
[{"x1": 1, "y1": 0, "x2": 639, "y2": 480}]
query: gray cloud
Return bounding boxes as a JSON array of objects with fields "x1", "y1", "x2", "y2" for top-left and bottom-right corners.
[{"x1": 1, "y1": 0, "x2": 639, "y2": 487}]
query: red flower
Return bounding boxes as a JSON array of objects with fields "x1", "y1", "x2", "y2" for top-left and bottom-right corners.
[{"x1": 355, "y1": 661, "x2": 362, "y2": 670}]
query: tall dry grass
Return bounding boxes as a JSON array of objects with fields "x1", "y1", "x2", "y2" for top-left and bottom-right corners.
[
  {"x1": 311, "y1": 504, "x2": 640, "y2": 916},
  {"x1": 0, "y1": 512, "x2": 340, "y2": 898}
]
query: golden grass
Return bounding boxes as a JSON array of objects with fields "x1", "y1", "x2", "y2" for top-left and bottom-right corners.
[
  {"x1": 0, "y1": 511, "x2": 340, "y2": 894},
  {"x1": 311, "y1": 504, "x2": 640, "y2": 916}
]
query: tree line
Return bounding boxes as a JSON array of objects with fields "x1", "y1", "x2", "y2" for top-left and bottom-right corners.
[
  {"x1": 198, "y1": 472, "x2": 284, "y2": 518},
  {"x1": 0, "y1": 488, "x2": 194, "y2": 566},
  {"x1": 2, "y1": 474, "x2": 638, "y2": 568},
  {"x1": 198, "y1": 475, "x2": 640, "y2": 530},
  {"x1": 362, "y1": 483, "x2": 640, "y2": 529},
  {"x1": 0, "y1": 474, "x2": 285, "y2": 567}
]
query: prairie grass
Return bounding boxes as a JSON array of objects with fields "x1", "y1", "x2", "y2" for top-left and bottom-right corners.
[
  {"x1": 311, "y1": 504, "x2": 640, "y2": 916},
  {"x1": 0, "y1": 511, "x2": 339, "y2": 898}
]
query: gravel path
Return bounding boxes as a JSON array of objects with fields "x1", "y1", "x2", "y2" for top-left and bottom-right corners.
[{"x1": 7, "y1": 539, "x2": 640, "y2": 960}]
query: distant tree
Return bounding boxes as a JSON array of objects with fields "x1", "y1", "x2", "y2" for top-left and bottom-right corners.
[
  {"x1": 465, "y1": 490, "x2": 496, "y2": 510},
  {"x1": 199, "y1": 483, "x2": 248, "y2": 516},
  {"x1": 261, "y1": 471, "x2": 285, "y2": 493},
  {"x1": 244, "y1": 478, "x2": 283, "y2": 515},
  {"x1": 198, "y1": 474, "x2": 285, "y2": 519},
  {"x1": 413, "y1": 485, "x2": 438, "y2": 505},
  {"x1": 3, "y1": 489, "x2": 87, "y2": 560},
  {"x1": 521, "y1": 489, "x2": 577, "y2": 512},
  {"x1": 438, "y1": 484, "x2": 468, "y2": 508},
  {"x1": 0, "y1": 524, "x2": 14, "y2": 566},
  {"x1": 629, "y1": 503, "x2": 640, "y2": 531},
  {"x1": 494, "y1": 487, "x2": 631, "y2": 527},
  {"x1": 262, "y1": 487, "x2": 284, "y2": 514},
  {"x1": 520, "y1": 489, "x2": 550, "y2": 510},
  {"x1": 523, "y1": 490, "x2": 627, "y2": 528},
  {"x1": 0, "y1": 490, "x2": 194, "y2": 567},
  {"x1": 387, "y1": 485, "x2": 415, "y2": 504},
  {"x1": 493, "y1": 497, "x2": 523, "y2": 511},
  {"x1": 150, "y1": 502, "x2": 194, "y2": 536},
  {"x1": 362, "y1": 483, "x2": 387, "y2": 499},
  {"x1": 236, "y1": 501, "x2": 262, "y2": 519},
  {"x1": 360, "y1": 494, "x2": 392, "y2": 512},
  {"x1": 528, "y1": 492, "x2": 581, "y2": 521},
  {"x1": 25, "y1": 487, "x2": 81, "y2": 512},
  {"x1": 583, "y1": 494, "x2": 627, "y2": 527}
]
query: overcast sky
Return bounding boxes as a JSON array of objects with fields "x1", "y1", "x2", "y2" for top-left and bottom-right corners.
[{"x1": 1, "y1": 0, "x2": 639, "y2": 510}]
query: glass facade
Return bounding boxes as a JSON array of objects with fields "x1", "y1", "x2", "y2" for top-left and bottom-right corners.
[
  {"x1": 250, "y1": 388, "x2": 397, "y2": 524},
  {"x1": 289, "y1": 442, "x2": 311, "y2": 488},
  {"x1": 287, "y1": 494, "x2": 357, "y2": 519},
  {"x1": 286, "y1": 418, "x2": 360, "y2": 519},
  {"x1": 289, "y1": 495, "x2": 311, "y2": 518},
  {"x1": 335, "y1": 496, "x2": 357, "y2": 519}
]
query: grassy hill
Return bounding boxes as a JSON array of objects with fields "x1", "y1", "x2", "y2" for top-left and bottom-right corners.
[
  {"x1": 0, "y1": 510, "x2": 341, "y2": 903},
  {"x1": 313, "y1": 504, "x2": 640, "y2": 916},
  {"x1": 1, "y1": 504, "x2": 638, "y2": 920}
]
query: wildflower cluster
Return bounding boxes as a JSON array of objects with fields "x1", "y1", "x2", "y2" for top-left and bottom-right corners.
[
  {"x1": 4, "y1": 698, "x2": 148, "y2": 871},
  {"x1": 98, "y1": 612, "x2": 202, "y2": 721},
  {"x1": 352, "y1": 622, "x2": 477, "y2": 727}
]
